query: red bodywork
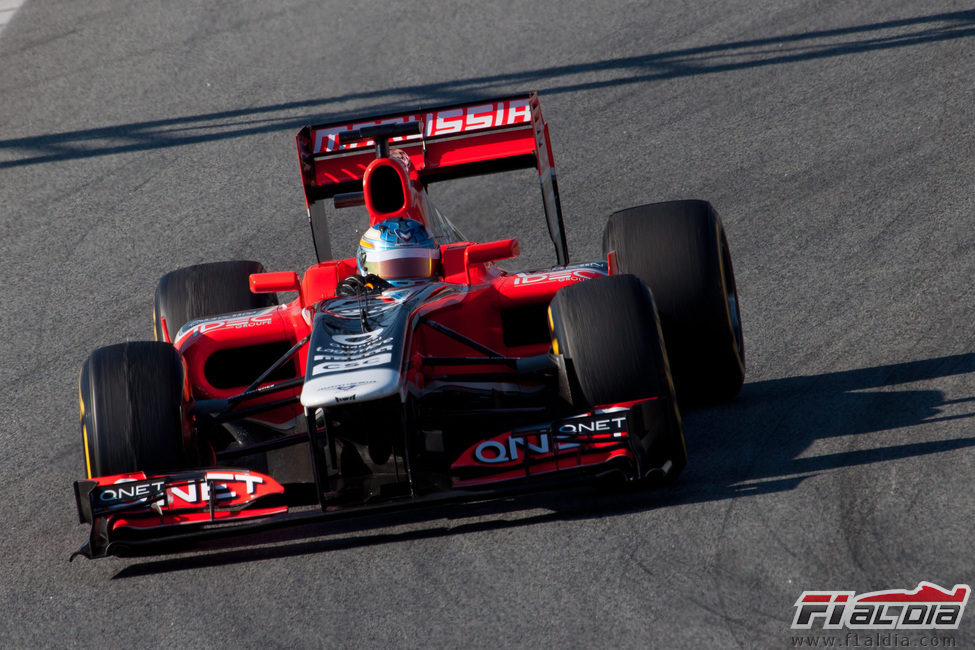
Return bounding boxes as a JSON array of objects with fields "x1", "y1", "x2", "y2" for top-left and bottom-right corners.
[
  {"x1": 72, "y1": 93, "x2": 673, "y2": 559},
  {"x1": 173, "y1": 253, "x2": 606, "y2": 410}
]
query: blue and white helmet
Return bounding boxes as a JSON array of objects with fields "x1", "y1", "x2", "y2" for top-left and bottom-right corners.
[{"x1": 356, "y1": 218, "x2": 440, "y2": 281}]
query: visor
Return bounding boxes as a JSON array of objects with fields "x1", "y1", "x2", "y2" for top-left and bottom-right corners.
[{"x1": 360, "y1": 248, "x2": 440, "y2": 279}]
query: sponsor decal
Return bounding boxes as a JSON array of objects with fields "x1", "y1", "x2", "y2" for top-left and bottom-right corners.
[
  {"x1": 331, "y1": 330, "x2": 386, "y2": 346},
  {"x1": 313, "y1": 99, "x2": 533, "y2": 153},
  {"x1": 325, "y1": 300, "x2": 402, "y2": 318},
  {"x1": 792, "y1": 582, "x2": 970, "y2": 630},
  {"x1": 196, "y1": 314, "x2": 273, "y2": 334},
  {"x1": 320, "y1": 381, "x2": 377, "y2": 392},
  {"x1": 572, "y1": 261, "x2": 610, "y2": 269},
  {"x1": 474, "y1": 433, "x2": 562, "y2": 464},
  {"x1": 95, "y1": 478, "x2": 166, "y2": 505},
  {"x1": 311, "y1": 353, "x2": 392, "y2": 375},
  {"x1": 95, "y1": 472, "x2": 270, "y2": 509},
  {"x1": 310, "y1": 328, "x2": 396, "y2": 376},
  {"x1": 511, "y1": 268, "x2": 606, "y2": 286},
  {"x1": 315, "y1": 338, "x2": 393, "y2": 356},
  {"x1": 472, "y1": 414, "x2": 628, "y2": 464},
  {"x1": 556, "y1": 415, "x2": 627, "y2": 434},
  {"x1": 175, "y1": 308, "x2": 276, "y2": 343}
]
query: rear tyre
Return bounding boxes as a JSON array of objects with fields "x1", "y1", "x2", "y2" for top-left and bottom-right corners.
[
  {"x1": 154, "y1": 260, "x2": 277, "y2": 343},
  {"x1": 79, "y1": 341, "x2": 191, "y2": 478},
  {"x1": 548, "y1": 274, "x2": 686, "y2": 482},
  {"x1": 603, "y1": 199, "x2": 744, "y2": 404}
]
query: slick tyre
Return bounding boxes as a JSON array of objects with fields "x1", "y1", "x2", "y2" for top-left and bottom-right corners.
[
  {"x1": 154, "y1": 260, "x2": 277, "y2": 343},
  {"x1": 79, "y1": 341, "x2": 191, "y2": 478},
  {"x1": 548, "y1": 274, "x2": 686, "y2": 481},
  {"x1": 603, "y1": 200, "x2": 744, "y2": 404}
]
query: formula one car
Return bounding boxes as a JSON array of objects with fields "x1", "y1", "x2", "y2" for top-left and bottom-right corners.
[{"x1": 72, "y1": 92, "x2": 744, "y2": 559}]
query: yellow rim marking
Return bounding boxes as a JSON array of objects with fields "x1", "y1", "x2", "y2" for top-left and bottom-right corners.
[
  {"x1": 547, "y1": 307, "x2": 559, "y2": 354},
  {"x1": 79, "y1": 371, "x2": 92, "y2": 479}
]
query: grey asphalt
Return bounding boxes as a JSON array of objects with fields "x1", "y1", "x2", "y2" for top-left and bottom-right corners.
[{"x1": 2, "y1": 1, "x2": 974, "y2": 647}]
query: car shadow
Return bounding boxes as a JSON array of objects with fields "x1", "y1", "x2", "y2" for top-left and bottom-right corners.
[
  {"x1": 6, "y1": 9, "x2": 975, "y2": 170},
  {"x1": 675, "y1": 351, "x2": 975, "y2": 505},
  {"x1": 111, "y1": 351, "x2": 975, "y2": 579}
]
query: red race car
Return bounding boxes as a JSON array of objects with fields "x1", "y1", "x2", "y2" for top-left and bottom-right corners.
[{"x1": 72, "y1": 92, "x2": 744, "y2": 559}]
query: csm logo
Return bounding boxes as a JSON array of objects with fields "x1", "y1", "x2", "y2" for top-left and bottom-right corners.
[
  {"x1": 197, "y1": 314, "x2": 272, "y2": 334},
  {"x1": 511, "y1": 269, "x2": 605, "y2": 286}
]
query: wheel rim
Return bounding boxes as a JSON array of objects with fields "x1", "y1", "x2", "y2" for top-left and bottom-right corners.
[
  {"x1": 720, "y1": 230, "x2": 745, "y2": 361},
  {"x1": 728, "y1": 292, "x2": 742, "y2": 350}
]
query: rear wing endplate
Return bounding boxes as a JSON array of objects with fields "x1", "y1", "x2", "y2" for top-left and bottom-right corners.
[{"x1": 296, "y1": 91, "x2": 568, "y2": 265}]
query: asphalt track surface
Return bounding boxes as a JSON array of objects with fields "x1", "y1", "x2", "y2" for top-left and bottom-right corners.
[{"x1": 2, "y1": 1, "x2": 975, "y2": 647}]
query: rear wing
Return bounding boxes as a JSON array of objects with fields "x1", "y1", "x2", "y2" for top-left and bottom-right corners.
[{"x1": 295, "y1": 91, "x2": 568, "y2": 265}]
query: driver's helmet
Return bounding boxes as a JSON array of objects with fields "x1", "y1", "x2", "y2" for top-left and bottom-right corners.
[{"x1": 356, "y1": 217, "x2": 440, "y2": 282}]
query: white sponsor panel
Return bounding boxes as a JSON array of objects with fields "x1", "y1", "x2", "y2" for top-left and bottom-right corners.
[
  {"x1": 310, "y1": 353, "x2": 392, "y2": 375},
  {"x1": 300, "y1": 367, "x2": 400, "y2": 408}
]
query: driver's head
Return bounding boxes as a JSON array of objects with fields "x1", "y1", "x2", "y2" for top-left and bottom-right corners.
[{"x1": 356, "y1": 218, "x2": 440, "y2": 281}]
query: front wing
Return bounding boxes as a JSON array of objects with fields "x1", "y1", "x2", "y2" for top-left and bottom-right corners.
[{"x1": 72, "y1": 398, "x2": 674, "y2": 559}]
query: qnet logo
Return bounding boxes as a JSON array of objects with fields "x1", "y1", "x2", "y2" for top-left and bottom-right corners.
[{"x1": 791, "y1": 582, "x2": 970, "y2": 630}]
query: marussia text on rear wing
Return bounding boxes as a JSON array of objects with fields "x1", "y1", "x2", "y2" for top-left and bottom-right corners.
[{"x1": 295, "y1": 91, "x2": 568, "y2": 265}]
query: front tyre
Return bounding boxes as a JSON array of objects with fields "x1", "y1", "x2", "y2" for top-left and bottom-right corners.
[
  {"x1": 79, "y1": 341, "x2": 192, "y2": 478},
  {"x1": 548, "y1": 274, "x2": 686, "y2": 482}
]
